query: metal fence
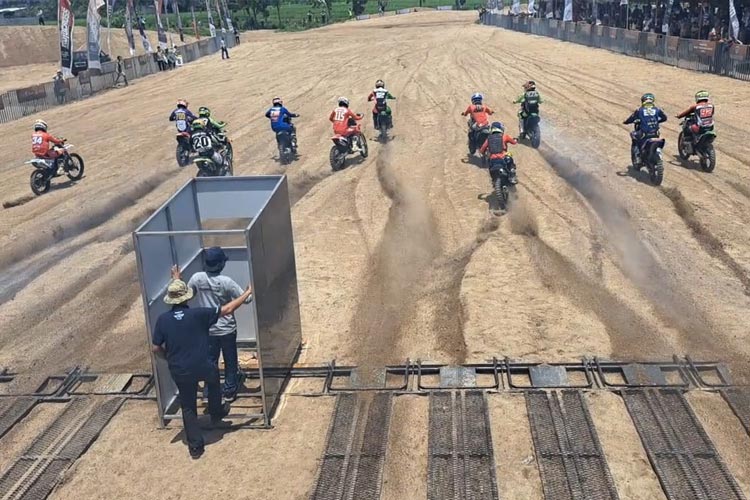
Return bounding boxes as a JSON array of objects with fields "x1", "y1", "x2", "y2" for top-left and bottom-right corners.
[
  {"x1": 0, "y1": 35, "x2": 235, "y2": 124},
  {"x1": 482, "y1": 14, "x2": 750, "y2": 81}
]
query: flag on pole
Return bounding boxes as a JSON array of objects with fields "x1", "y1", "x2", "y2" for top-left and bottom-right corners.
[
  {"x1": 172, "y1": 0, "x2": 185, "y2": 42},
  {"x1": 511, "y1": 0, "x2": 520, "y2": 15},
  {"x1": 729, "y1": 0, "x2": 740, "y2": 39},
  {"x1": 214, "y1": 0, "x2": 225, "y2": 29},
  {"x1": 124, "y1": 0, "x2": 136, "y2": 55},
  {"x1": 191, "y1": 4, "x2": 201, "y2": 39},
  {"x1": 58, "y1": 0, "x2": 74, "y2": 77},
  {"x1": 563, "y1": 0, "x2": 573, "y2": 21},
  {"x1": 206, "y1": 0, "x2": 217, "y2": 38},
  {"x1": 662, "y1": 0, "x2": 673, "y2": 34},
  {"x1": 87, "y1": 0, "x2": 105, "y2": 70},
  {"x1": 137, "y1": 13, "x2": 153, "y2": 52},
  {"x1": 155, "y1": 0, "x2": 168, "y2": 48},
  {"x1": 528, "y1": 0, "x2": 536, "y2": 15},
  {"x1": 221, "y1": 0, "x2": 234, "y2": 31}
]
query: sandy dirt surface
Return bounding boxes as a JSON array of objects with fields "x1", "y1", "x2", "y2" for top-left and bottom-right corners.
[
  {"x1": 1, "y1": 10, "x2": 749, "y2": 498},
  {"x1": 0, "y1": 26, "x2": 196, "y2": 93}
]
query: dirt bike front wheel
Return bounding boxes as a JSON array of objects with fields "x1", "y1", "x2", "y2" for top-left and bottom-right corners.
[{"x1": 65, "y1": 154, "x2": 84, "y2": 181}]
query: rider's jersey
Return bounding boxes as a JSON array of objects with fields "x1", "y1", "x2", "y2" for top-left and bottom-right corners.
[
  {"x1": 480, "y1": 133, "x2": 517, "y2": 160},
  {"x1": 678, "y1": 102, "x2": 715, "y2": 128},
  {"x1": 265, "y1": 105, "x2": 295, "y2": 132},
  {"x1": 624, "y1": 105, "x2": 667, "y2": 136},
  {"x1": 191, "y1": 130, "x2": 214, "y2": 156},
  {"x1": 169, "y1": 107, "x2": 196, "y2": 133},
  {"x1": 330, "y1": 106, "x2": 361, "y2": 136},
  {"x1": 515, "y1": 91, "x2": 542, "y2": 115},
  {"x1": 32, "y1": 131, "x2": 64, "y2": 158},
  {"x1": 368, "y1": 89, "x2": 395, "y2": 112},
  {"x1": 463, "y1": 104, "x2": 494, "y2": 127}
]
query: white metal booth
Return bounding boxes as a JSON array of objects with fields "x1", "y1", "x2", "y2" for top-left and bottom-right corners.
[{"x1": 133, "y1": 176, "x2": 302, "y2": 427}]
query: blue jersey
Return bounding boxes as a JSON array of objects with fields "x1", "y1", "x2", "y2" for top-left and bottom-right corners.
[
  {"x1": 625, "y1": 105, "x2": 667, "y2": 136},
  {"x1": 169, "y1": 107, "x2": 197, "y2": 132},
  {"x1": 265, "y1": 106, "x2": 294, "y2": 132}
]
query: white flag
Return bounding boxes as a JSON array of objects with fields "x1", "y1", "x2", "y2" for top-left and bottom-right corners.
[
  {"x1": 87, "y1": 0, "x2": 105, "y2": 70},
  {"x1": 729, "y1": 0, "x2": 740, "y2": 39},
  {"x1": 563, "y1": 0, "x2": 573, "y2": 21},
  {"x1": 662, "y1": 0, "x2": 673, "y2": 34},
  {"x1": 511, "y1": 0, "x2": 520, "y2": 15},
  {"x1": 528, "y1": 0, "x2": 535, "y2": 14}
]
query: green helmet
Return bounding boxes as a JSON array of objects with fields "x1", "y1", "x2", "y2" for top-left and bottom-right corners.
[
  {"x1": 641, "y1": 93, "x2": 655, "y2": 105},
  {"x1": 198, "y1": 106, "x2": 211, "y2": 118},
  {"x1": 695, "y1": 90, "x2": 710, "y2": 103},
  {"x1": 191, "y1": 118, "x2": 206, "y2": 130}
]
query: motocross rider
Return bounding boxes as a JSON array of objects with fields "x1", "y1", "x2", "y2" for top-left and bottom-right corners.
[
  {"x1": 461, "y1": 93, "x2": 494, "y2": 144},
  {"x1": 198, "y1": 107, "x2": 227, "y2": 148},
  {"x1": 514, "y1": 81, "x2": 542, "y2": 135},
  {"x1": 265, "y1": 97, "x2": 299, "y2": 149},
  {"x1": 31, "y1": 119, "x2": 65, "y2": 173},
  {"x1": 367, "y1": 79, "x2": 396, "y2": 129},
  {"x1": 480, "y1": 121, "x2": 518, "y2": 183},
  {"x1": 190, "y1": 118, "x2": 226, "y2": 168},
  {"x1": 329, "y1": 97, "x2": 363, "y2": 152},
  {"x1": 676, "y1": 90, "x2": 715, "y2": 142},
  {"x1": 169, "y1": 99, "x2": 196, "y2": 133},
  {"x1": 623, "y1": 93, "x2": 667, "y2": 166}
]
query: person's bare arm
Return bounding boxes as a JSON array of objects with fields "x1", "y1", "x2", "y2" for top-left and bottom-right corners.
[
  {"x1": 220, "y1": 285, "x2": 253, "y2": 316},
  {"x1": 152, "y1": 345, "x2": 166, "y2": 358}
]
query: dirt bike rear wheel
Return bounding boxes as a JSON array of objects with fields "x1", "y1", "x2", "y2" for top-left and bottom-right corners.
[
  {"x1": 330, "y1": 146, "x2": 345, "y2": 171},
  {"x1": 493, "y1": 177, "x2": 507, "y2": 211},
  {"x1": 700, "y1": 145, "x2": 716, "y2": 173},
  {"x1": 176, "y1": 143, "x2": 191, "y2": 167},
  {"x1": 650, "y1": 158, "x2": 664, "y2": 186},
  {"x1": 30, "y1": 170, "x2": 50, "y2": 195},
  {"x1": 530, "y1": 126, "x2": 541, "y2": 149},
  {"x1": 65, "y1": 154, "x2": 84, "y2": 181}
]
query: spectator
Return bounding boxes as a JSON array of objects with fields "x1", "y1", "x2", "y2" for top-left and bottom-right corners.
[
  {"x1": 114, "y1": 56, "x2": 128, "y2": 87},
  {"x1": 156, "y1": 47, "x2": 167, "y2": 71},
  {"x1": 152, "y1": 266, "x2": 253, "y2": 459},
  {"x1": 220, "y1": 37, "x2": 229, "y2": 59},
  {"x1": 167, "y1": 47, "x2": 177, "y2": 69},
  {"x1": 53, "y1": 71, "x2": 66, "y2": 104},
  {"x1": 37, "y1": 9, "x2": 44, "y2": 25},
  {"x1": 234, "y1": 27, "x2": 240, "y2": 44},
  {"x1": 187, "y1": 247, "x2": 251, "y2": 402}
]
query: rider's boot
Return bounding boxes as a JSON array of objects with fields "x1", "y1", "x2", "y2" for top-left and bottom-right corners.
[{"x1": 518, "y1": 116, "x2": 525, "y2": 136}]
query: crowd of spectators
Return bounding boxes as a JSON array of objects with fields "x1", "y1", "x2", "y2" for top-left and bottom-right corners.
[{"x1": 525, "y1": 1, "x2": 749, "y2": 43}]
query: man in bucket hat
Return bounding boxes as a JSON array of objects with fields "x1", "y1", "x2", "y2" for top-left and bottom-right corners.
[
  {"x1": 187, "y1": 246, "x2": 252, "y2": 402},
  {"x1": 152, "y1": 265, "x2": 253, "y2": 459}
]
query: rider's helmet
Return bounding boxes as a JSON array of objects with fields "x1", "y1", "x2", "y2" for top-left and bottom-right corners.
[
  {"x1": 490, "y1": 121, "x2": 504, "y2": 134},
  {"x1": 471, "y1": 92, "x2": 483, "y2": 105},
  {"x1": 198, "y1": 106, "x2": 211, "y2": 118},
  {"x1": 272, "y1": 96, "x2": 283, "y2": 106},
  {"x1": 177, "y1": 99, "x2": 188, "y2": 109},
  {"x1": 191, "y1": 118, "x2": 206, "y2": 130},
  {"x1": 695, "y1": 90, "x2": 710, "y2": 103},
  {"x1": 375, "y1": 79, "x2": 385, "y2": 88},
  {"x1": 524, "y1": 80, "x2": 536, "y2": 91},
  {"x1": 338, "y1": 97, "x2": 349, "y2": 107},
  {"x1": 33, "y1": 119, "x2": 48, "y2": 132},
  {"x1": 641, "y1": 93, "x2": 655, "y2": 105}
]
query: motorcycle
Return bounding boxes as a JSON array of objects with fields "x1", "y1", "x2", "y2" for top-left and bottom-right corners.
[
  {"x1": 631, "y1": 136, "x2": 665, "y2": 186},
  {"x1": 487, "y1": 154, "x2": 518, "y2": 212},
  {"x1": 519, "y1": 113, "x2": 541, "y2": 149},
  {"x1": 26, "y1": 143, "x2": 84, "y2": 196},
  {"x1": 468, "y1": 123, "x2": 491, "y2": 156},
  {"x1": 175, "y1": 131, "x2": 193, "y2": 167},
  {"x1": 276, "y1": 116, "x2": 299, "y2": 165},
  {"x1": 193, "y1": 137, "x2": 234, "y2": 177},
  {"x1": 678, "y1": 119, "x2": 716, "y2": 173},
  {"x1": 374, "y1": 100, "x2": 392, "y2": 142},
  {"x1": 329, "y1": 116, "x2": 368, "y2": 171}
]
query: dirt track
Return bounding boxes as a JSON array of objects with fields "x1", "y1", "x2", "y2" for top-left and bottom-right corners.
[{"x1": 0, "y1": 11, "x2": 749, "y2": 498}]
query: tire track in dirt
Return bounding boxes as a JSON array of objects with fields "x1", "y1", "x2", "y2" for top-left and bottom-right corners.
[
  {"x1": 507, "y1": 198, "x2": 671, "y2": 358},
  {"x1": 660, "y1": 186, "x2": 750, "y2": 296}
]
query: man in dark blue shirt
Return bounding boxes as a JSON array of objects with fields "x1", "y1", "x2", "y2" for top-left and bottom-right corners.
[{"x1": 152, "y1": 266, "x2": 253, "y2": 459}]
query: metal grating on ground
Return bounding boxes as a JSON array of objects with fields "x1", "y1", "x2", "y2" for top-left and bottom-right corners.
[
  {"x1": 526, "y1": 390, "x2": 619, "y2": 500},
  {"x1": 0, "y1": 397, "x2": 124, "y2": 500},
  {"x1": 311, "y1": 393, "x2": 393, "y2": 500},
  {"x1": 721, "y1": 388, "x2": 750, "y2": 437},
  {"x1": 0, "y1": 397, "x2": 37, "y2": 440},
  {"x1": 427, "y1": 391, "x2": 499, "y2": 500},
  {"x1": 622, "y1": 389, "x2": 746, "y2": 500}
]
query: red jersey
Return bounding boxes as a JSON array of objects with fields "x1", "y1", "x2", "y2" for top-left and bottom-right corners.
[
  {"x1": 32, "y1": 131, "x2": 64, "y2": 158},
  {"x1": 329, "y1": 107, "x2": 361, "y2": 135},
  {"x1": 480, "y1": 134, "x2": 517, "y2": 159},
  {"x1": 462, "y1": 104, "x2": 494, "y2": 127},
  {"x1": 677, "y1": 101, "x2": 714, "y2": 127}
]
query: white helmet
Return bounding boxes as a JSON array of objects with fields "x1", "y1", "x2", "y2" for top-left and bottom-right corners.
[
  {"x1": 375, "y1": 79, "x2": 385, "y2": 88},
  {"x1": 338, "y1": 96, "x2": 349, "y2": 107},
  {"x1": 33, "y1": 119, "x2": 48, "y2": 132}
]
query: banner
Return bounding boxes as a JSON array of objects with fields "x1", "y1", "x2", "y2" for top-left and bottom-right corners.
[
  {"x1": 221, "y1": 0, "x2": 233, "y2": 31},
  {"x1": 155, "y1": 0, "x2": 168, "y2": 49},
  {"x1": 58, "y1": 0, "x2": 74, "y2": 77},
  {"x1": 563, "y1": 0, "x2": 572, "y2": 21},
  {"x1": 191, "y1": 4, "x2": 200, "y2": 39},
  {"x1": 729, "y1": 0, "x2": 740, "y2": 39},
  {"x1": 661, "y1": 0, "x2": 673, "y2": 34},
  {"x1": 173, "y1": 0, "x2": 185, "y2": 42},
  {"x1": 214, "y1": 0, "x2": 225, "y2": 29},
  {"x1": 87, "y1": 0, "x2": 105, "y2": 70},
  {"x1": 511, "y1": 0, "x2": 520, "y2": 15},
  {"x1": 137, "y1": 13, "x2": 153, "y2": 52},
  {"x1": 124, "y1": 0, "x2": 136, "y2": 55},
  {"x1": 206, "y1": 0, "x2": 216, "y2": 38},
  {"x1": 528, "y1": 0, "x2": 535, "y2": 15}
]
